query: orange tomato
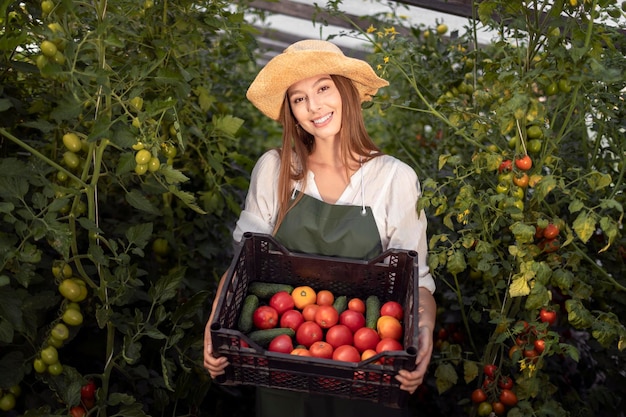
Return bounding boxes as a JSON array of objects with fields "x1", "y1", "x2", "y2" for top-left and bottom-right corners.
[
  {"x1": 302, "y1": 304, "x2": 320, "y2": 322},
  {"x1": 348, "y1": 298, "x2": 366, "y2": 314},
  {"x1": 314, "y1": 305, "x2": 339, "y2": 329},
  {"x1": 376, "y1": 315, "x2": 403, "y2": 340},
  {"x1": 361, "y1": 348, "x2": 382, "y2": 364},
  {"x1": 292, "y1": 286, "x2": 317, "y2": 310},
  {"x1": 316, "y1": 290, "x2": 334, "y2": 306}
]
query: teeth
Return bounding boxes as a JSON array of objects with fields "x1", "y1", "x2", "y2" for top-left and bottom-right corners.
[{"x1": 313, "y1": 113, "x2": 331, "y2": 124}]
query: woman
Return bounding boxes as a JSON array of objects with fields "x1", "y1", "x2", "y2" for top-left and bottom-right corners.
[{"x1": 204, "y1": 39, "x2": 436, "y2": 417}]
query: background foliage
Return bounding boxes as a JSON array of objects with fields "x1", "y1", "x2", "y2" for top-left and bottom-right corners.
[{"x1": 1, "y1": 0, "x2": 625, "y2": 416}]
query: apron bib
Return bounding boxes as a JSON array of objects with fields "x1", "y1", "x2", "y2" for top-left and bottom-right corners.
[{"x1": 256, "y1": 193, "x2": 409, "y2": 417}]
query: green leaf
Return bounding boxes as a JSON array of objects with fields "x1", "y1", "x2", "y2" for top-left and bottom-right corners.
[
  {"x1": 125, "y1": 189, "x2": 162, "y2": 215},
  {"x1": 510, "y1": 222, "x2": 536, "y2": 244},
  {"x1": 463, "y1": 360, "x2": 479, "y2": 384},
  {"x1": 568, "y1": 199, "x2": 584, "y2": 214},
  {"x1": 586, "y1": 172, "x2": 612, "y2": 190},
  {"x1": 0, "y1": 98, "x2": 13, "y2": 112},
  {"x1": 0, "y1": 351, "x2": 25, "y2": 389},
  {"x1": 214, "y1": 114, "x2": 244, "y2": 137},
  {"x1": 434, "y1": 362, "x2": 458, "y2": 394},
  {"x1": 168, "y1": 185, "x2": 206, "y2": 214},
  {"x1": 160, "y1": 165, "x2": 190, "y2": 184},
  {"x1": 126, "y1": 223, "x2": 153, "y2": 250},
  {"x1": 446, "y1": 250, "x2": 466, "y2": 276},
  {"x1": 149, "y1": 267, "x2": 185, "y2": 304},
  {"x1": 509, "y1": 275, "x2": 531, "y2": 297},
  {"x1": 172, "y1": 290, "x2": 210, "y2": 323},
  {"x1": 534, "y1": 175, "x2": 556, "y2": 201}
]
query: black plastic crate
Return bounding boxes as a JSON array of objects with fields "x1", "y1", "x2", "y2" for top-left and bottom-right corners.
[{"x1": 210, "y1": 232, "x2": 420, "y2": 408}]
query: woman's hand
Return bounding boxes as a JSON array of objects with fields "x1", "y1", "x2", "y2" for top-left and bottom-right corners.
[
  {"x1": 395, "y1": 325, "x2": 433, "y2": 394},
  {"x1": 203, "y1": 318, "x2": 230, "y2": 378}
]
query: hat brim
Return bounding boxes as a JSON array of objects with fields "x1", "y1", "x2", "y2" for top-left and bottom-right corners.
[{"x1": 247, "y1": 48, "x2": 389, "y2": 121}]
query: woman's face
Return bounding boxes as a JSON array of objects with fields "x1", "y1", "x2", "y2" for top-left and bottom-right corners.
[{"x1": 287, "y1": 74, "x2": 342, "y2": 141}]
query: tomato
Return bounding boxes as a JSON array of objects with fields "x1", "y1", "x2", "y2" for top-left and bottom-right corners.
[
  {"x1": 527, "y1": 125, "x2": 543, "y2": 139},
  {"x1": 40, "y1": 40, "x2": 58, "y2": 57},
  {"x1": 545, "y1": 82, "x2": 559, "y2": 96},
  {"x1": 558, "y1": 78, "x2": 572, "y2": 93},
  {"x1": 316, "y1": 290, "x2": 334, "y2": 306},
  {"x1": 528, "y1": 139, "x2": 542, "y2": 154},
  {"x1": 541, "y1": 238, "x2": 560, "y2": 253},
  {"x1": 291, "y1": 347, "x2": 311, "y2": 356},
  {"x1": 0, "y1": 393, "x2": 16, "y2": 411},
  {"x1": 332, "y1": 345, "x2": 360, "y2": 362},
  {"x1": 496, "y1": 182, "x2": 510, "y2": 194},
  {"x1": 268, "y1": 334, "x2": 294, "y2": 354},
  {"x1": 325, "y1": 324, "x2": 353, "y2": 349},
  {"x1": 347, "y1": 298, "x2": 366, "y2": 314},
  {"x1": 135, "y1": 149, "x2": 152, "y2": 165},
  {"x1": 498, "y1": 375, "x2": 514, "y2": 390},
  {"x1": 492, "y1": 401, "x2": 506, "y2": 415},
  {"x1": 296, "y1": 321, "x2": 323, "y2": 347},
  {"x1": 339, "y1": 309, "x2": 366, "y2": 333},
  {"x1": 51, "y1": 322, "x2": 70, "y2": 341},
  {"x1": 471, "y1": 388, "x2": 487, "y2": 403},
  {"x1": 70, "y1": 406, "x2": 87, "y2": 417},
  {"x1": 314, "y1": 305, "x2": 339, "y2": 329},
  {"x1": 534, "y1": 339, "x2": 546, "y2": 354},
  {"x1": 292, "y1": 286, "x2": 317, "y2": 310},
  {"x1": 360, "y1": 348, "x2": 381, "y2": 364},
  {"x1": 515, "y1": 155, "x2": 533, "y2": 171},
  {"x1": 309, "y1": 341, "x2": 333, "y2": 359},
  {"x1": 477, "y1": 401, "x2": 492, "y2": 416},
  {"x1": 81, "y1": 380, "x2": 97, "y2": 400},
  {"x1": 483, "y1": 364, "x2": 497, "y2": 378},
  {"x1": 129, "y1": 96, "x2": 144, "y2": 112},
  {"x1": 280, "y1": 309, "x2": 304, "y2": 331},
  {"x1": 41, "y1": 0, "x2": 54, "y2": 14},
  {"x1": 152, "y1": 238, "x2": 169, "y2": 256},
  {"x1": 148, "y1": 157, "x2": 161, "y2": 172},
  {"x1": 353, "y1": 327, "x2": 380, "y2": 353},
  {"x1": 48, "y1": 335, "x2": 64, "y2": 348},
  {"x1": 62, "y1": 308, "x2": 84, "y2": 326},
  {"x1": 375, "y1": 337, "x2": 403, "y2": 363},
  {"x1": 539, "y1": 308, "x2": 557, "y2": 325},
  {"x1": 543, "y1": 223, "x2": 560, "y2": 239},
  {"x1": 161, "y1": 143, "x2": 177, "y2": 158},
  {"x1": 499, "y1": 388, "x2": 518, "y2": 406},
  {"x1": 513, "y1": 173, "x2": 529, "y2": 188},
  {"x1": 376, "y1": 315, "x2": 403, "y2": 340},
  {"x1": 33, "y1": 358, "x2": 47, "y2": 373},
  {"x1": 269, "y1": 291, "x2": 295, "y2": 315},
  {"x1": 58, "y1": 279, "x2": 81, "y2": 301},
  {"x1": 63, "y1": 132, "x2": 82, "y2": 153},
  {"x1": 48, "y1": 362, "x2": 63, "y2": 375},
  {"x1": 379, "y1": 301, "x2": 403, "y2": 320},
  {"x1": 498, "y1": 159, "x2": 513, "y2": 173},
  {"x1": 41, "y1": 345, "x2": 59, "y2": 365},
  {"x1": 301, "y1": 304, "x2": 319, "y2": 322},
  {"x1": 252, "y1": 306, "x2": 279, "y2": 330},
  {"x1": 63, "y1": 151, "x2": 81, "y2": 169}
]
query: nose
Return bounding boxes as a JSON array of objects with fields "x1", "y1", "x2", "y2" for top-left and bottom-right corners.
[{"x1": 307, "y1": 96, "x2": 321, "y2": 112}]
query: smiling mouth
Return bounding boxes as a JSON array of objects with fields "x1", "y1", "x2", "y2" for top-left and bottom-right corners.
[{"x1": 312, "y1": 113, "x2": 332, "y2": 125}]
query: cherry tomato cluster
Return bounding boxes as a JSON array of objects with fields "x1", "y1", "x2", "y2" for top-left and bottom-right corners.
[
  {"x1": 508, "y1": 314, "x2": 556, "y2": 366},
  {"x1": 69, "y1": 379, "x2": 97, "y2": 416},
  {"x1": 496, "y1": 155, "x2": 533, "y2": 216},
  {"x1": 434, "y1": 322, "x2": 466, "y2": 351},
  {"x1": 471, "y1": 364, "x2": 518, "y2": 416},
  {"x1": 37, "y1": 2, "x2": 68, "y2": 74},
  {"x1": 535, "y1": 223, "x2": 561, "y2": 253},
  {"x1": 0, "y1": 385, "x2": 21, "y2": 412}
]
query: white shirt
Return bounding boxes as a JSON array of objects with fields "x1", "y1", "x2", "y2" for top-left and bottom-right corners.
[{"x1": 234, "y1": 149, "x2": 436, "y2": 294}]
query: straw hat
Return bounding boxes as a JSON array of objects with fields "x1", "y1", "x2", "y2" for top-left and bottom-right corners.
[{"x1": 246, "y1": 39, "x2": 389, "y2": 121}]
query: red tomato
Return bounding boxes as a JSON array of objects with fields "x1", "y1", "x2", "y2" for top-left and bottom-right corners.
[
  {"x1": 332, "y1": 345, "x2": 361, "y2": 362},
  {"x1": 339, "y1": 309, "x2": 366, "y2": 333},
  {"x1": 483, "y1": 364, "x2": 497, "y2": 378},
  {"x1": 375, "y1": 338, "x2": 403, "y2": 354},
  {"x1": 70, "y1": 406, "x2": 86, "y2": 417},
  {"x1": 296, "y1": 321, "x2": 323, "y2": 347},
  {"x1": 498, "y1": 159, "x2": 513, "y2": 173},
  {"x1": 325, "y1": 324, "x2": 353, "y2": 349},
  {"x1": 280, "y1": 309, "x2": 304, "y2": 331},
  {"x1": 539, "y1": 308, "x2": 557, "y2": 325},
  {"x1": 492, "y1": 401, "x2": 506, "y2": 415},
  {"x1": 543, "y1": 223, "x2": 560, "y2": 239},
  {"x1": 252, "y1": 306, "x2": 279, "y2": 330},
  {"x1": 499, "y1": 389, "x2": 518, "y2": 407},
  {"x1": 498, "y1": 375, "x2": 514, "y2": 390},
  {"x1": 534, "y1": 339, "x2": 546, "y2": 354},
  {"x1": 353, "y1": 327, "x2": 380, "y2": 353},
  {"x1": 347, "y1": 298, "x2": 366, "y2": 314},
  {"x1": 80, "y1": 380, "x2": 96, "y2": 400},
  {"x1": 515, "y1": 155, "x2": 533, "y2": 171},
  {"x1": 269, "y1": 291, "x2": 295, "y2": 315},
  {"x1": 314, "y1": 305, "x2": 339, "y2": 329},
  {"x1": 268, "y1": 334, "x2": 294, "y2": 354},
  {"x1": 309, "y1": 341, "x2": 334, "y2": 359},
  {"x1": 471, "y1": 388, "x2": 487, "y2": 403},
  {"x1": 379, "y1": 301, "x2": 404, "y2": 320}
]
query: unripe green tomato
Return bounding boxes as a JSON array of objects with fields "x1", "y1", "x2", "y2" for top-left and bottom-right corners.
[
  {"x1": 33, "y1": 358, "x2": 47, "y2": 373},
  {"x1": 40, "y1": 40, "x2": 58, "y2": 57},
  {"x1": 48, "y1": 335, "x2": 64, "y2": 348},
  {"x1": 135, "y1": 163, "x2": 148, "y2": 175},
  {"x1": 148, "y1": 157, "x2": 160, "y2": 172},
  {"x1": 41, "y1": 0, "x2": 55, "y2": 14},
  {"x1": 135, "y1": 149, "x2": 151, "y2": 165},
  {"x1": 63, "y1": 151, "x2": 80, "y2": 169},
  {"x1": 53, "y1": 50, "x2": 65, "y2": 65},
  {"x1": 66, "y1": 302, "x2": 81, "y2": 311},
  {"x1": 52, "y1": 263, "x2": 72, "y2": 279},
  {"x1": 0, "y1": 393, "x2": 16, "y2": 411},
  {"x1": 161, "y1": 143, "x2": 177, "y2": 158},
  {"x1": 51, "y1": 322, "x2": 70, "y2": 341},
  {"x1": 477, "y1": 401, "x2": 493, "y2": 416},
  {"x1": 8, "y1": 385, "x2": 21, "y2": 397},
  {"x1": 48, "y1": 22, "x2": 63, "y2": 33},
  {"x1": 58, "y1": 279, "x2": 82, "y2": 301},
  {"x1": 47, "y1": 362, "x2": 63, "y2": 376},
  {"x1": 36, "y1": 55, "x2": 48, "y2": 70},
  {"x1": 41, "y1": 345, "x2": 59, "y2": 365},
  {"x1": 62, "y1": 308, "x2": 83, "y2": 326},
  {"x1": 56, "y1": 170, "x2": 68, "y2": 182},
  {"x1": 63, "y1": 133, "x2": 82, "y2": 152},
  {"x1": 152, "y1": 238, "x2": 169, "y2": 255}
]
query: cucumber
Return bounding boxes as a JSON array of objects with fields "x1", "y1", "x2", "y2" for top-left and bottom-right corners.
[
  {"x1": 333, "y1": 295, "x2": 348, "y2": 314},
  {"x1": 248, "y1": 328, "x2": 295, "y2": 347},
  {"x1": 365, "y1": 295, "x2": 381, "y2": 329},
  {"x1": 237, "y1": 294, "x2": 259, "y2": 333},
  {"x1": 248, "y1": 282, "x2": 294, "y2": 299}
]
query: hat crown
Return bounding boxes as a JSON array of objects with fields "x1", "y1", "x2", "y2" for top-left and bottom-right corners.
[{"x1": 284, "y1": 40, "x2": 345, "y2": 56}]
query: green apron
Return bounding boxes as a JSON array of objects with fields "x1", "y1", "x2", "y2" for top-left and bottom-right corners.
[{"x1": 256, "y1": 193, "x2": 410, "y2": 417}]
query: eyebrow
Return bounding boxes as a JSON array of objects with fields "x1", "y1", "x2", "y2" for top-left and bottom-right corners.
[{"x1": 287, "y1": 76, "x2": 333, "y2": 97}]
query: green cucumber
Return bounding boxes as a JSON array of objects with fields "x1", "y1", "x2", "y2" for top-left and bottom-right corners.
[
  {"x1": 248, "y1": 328, "x2": 295, "y2": 347},
  {"x1": 237, "y1": 294, "x2": 259, "y2": 333},
  {"x1": 248, "y1": 282, "x2": 294, "y2": 299},
  {"x1": 365, "y1": 295, "x2": 381, "y2": 329},
  {"x1": 333, "y1": 295, "x2": 348, "y2": 314}
]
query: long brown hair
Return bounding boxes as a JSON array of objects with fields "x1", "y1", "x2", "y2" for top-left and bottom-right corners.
[{"x1": 272, "y1": 74, "x2": 382, "y2": 234}]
